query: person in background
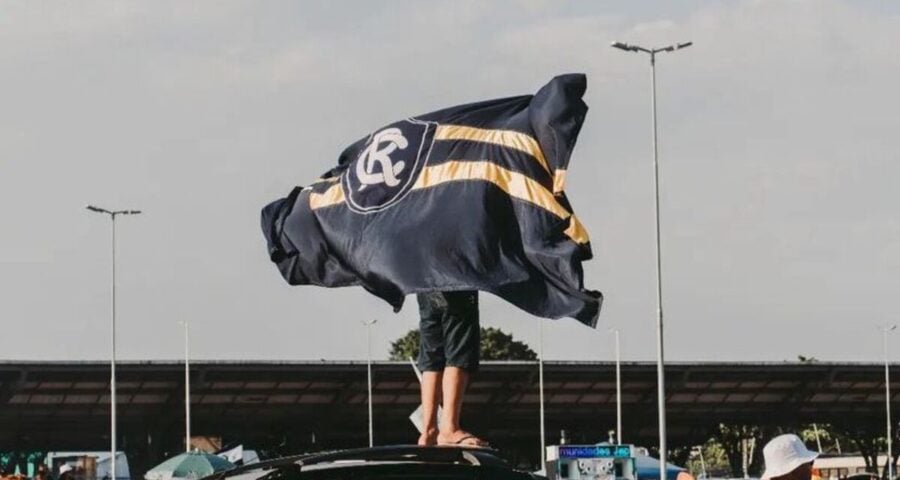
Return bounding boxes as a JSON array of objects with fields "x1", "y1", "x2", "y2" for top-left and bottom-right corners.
[
  {"x1": 56, "y1": 465, "x2": 73, "y2": 480},
  {"x1": 762, "y1": 434, "x2": 819, "y2": 480},
  {"x1": 34, "y1": 464, "x2": 53, "y2": 480}
]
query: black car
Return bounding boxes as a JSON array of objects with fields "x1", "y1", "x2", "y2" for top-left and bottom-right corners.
[
  {"x1": 844, "y1": 475, "x2": 880, "y2": 480},
  {"x1": 205, "y1": 445, "x2": 545, "y2": 480}
]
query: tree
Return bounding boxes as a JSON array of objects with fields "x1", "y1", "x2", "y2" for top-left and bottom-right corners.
[
  {"x1": 799, "y1": 423, "x2": 837, "y2": 454},
  {"x1": 832, "y1": 423, "x2": 900, "y2": 478},
  {"x1": 389, "y1": 327, "x2": 537, "y2": 361},
  {"x1": 713, "y1": 424, "x2": 769, "y2": 478},
  {"x1": 681, "y1": 440, "x2": 731, "y2": 479}
]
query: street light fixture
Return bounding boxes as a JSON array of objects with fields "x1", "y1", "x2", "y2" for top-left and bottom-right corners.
[
  {"x1": 611, "y1": 41, "x2": 692, "y2": 53},
  {"x1": 85, "y1": 205, "x2": 142, "y2": 480},
  {"x1": 610, "y1": 39, "x2": 692, "y2": 480}
]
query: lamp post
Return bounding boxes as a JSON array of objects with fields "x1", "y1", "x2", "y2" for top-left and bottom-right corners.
[
  {"x1": 884, "y1": 325, "x2": 897, "y2": 479},
  {"x1": 812, "y1": 423, "x2": 823, "y2": 453},
  {"x1": 610, "y1": 328, "x2": 622, "y2": 444},
  {"x1": 539, "y1": 321, "x2": 546, "y2": 468},
  {"x1": 362, "y1": 318, "x2": 377, "y2": 447},
  {"x1": 610, "y1": 40, "x2": 692, "y2": 479},
  {"x1": 693, "y1": 446, "x2": 707, "y2": 479},
  {"x1": 180, "y1": 320, "x2": 191, "y2": 452},
  {"x1": 86, "y1": 205, "x2": 141, "y2": 480}
]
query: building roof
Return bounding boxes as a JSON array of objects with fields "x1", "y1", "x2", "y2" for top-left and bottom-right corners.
[{"x1": 0, "y1": 360, "x2": 895, "y2": 461}]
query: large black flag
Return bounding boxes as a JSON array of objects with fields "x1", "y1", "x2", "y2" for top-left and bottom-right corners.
[{"x1": 261, "y1": 74, "x2": 602, "y2": 326}]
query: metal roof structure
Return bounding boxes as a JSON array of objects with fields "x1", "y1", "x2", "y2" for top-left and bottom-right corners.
[{"x1": 0, "y1": 360, "x2": 895, "y2": 472}]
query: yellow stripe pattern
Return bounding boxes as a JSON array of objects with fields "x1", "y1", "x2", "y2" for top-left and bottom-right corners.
[
  {"x1": 309, "y1": 183, "x2": 345, "y2": 209},
  {"x1": 414, "y1": 161, "x2": 588, "y2": 244},
  {"x1": 552, "y1": 169, "x2": 567, "y2": 194},
  {"x1": 434, "y1": 125, "x2": 550, "y2": 175},
  {"x1": 308, "y1": 161, "x2": 589, "y2": 244},
  {"x1": 312, "y1": 176, "x2": 339, "y2": 184}
]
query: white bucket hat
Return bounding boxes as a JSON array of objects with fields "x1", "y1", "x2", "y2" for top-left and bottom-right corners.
[{"x1": 762, "y1": 434, "x2": 819, "y2": 480}]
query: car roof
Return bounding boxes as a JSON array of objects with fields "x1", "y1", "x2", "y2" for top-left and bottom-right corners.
[{"x1": 205, "y1": 445, "x2": 532, "y2": 480}]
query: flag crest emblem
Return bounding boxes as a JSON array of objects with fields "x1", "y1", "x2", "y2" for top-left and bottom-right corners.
[{"x1": 342, "y1": 118, "x2": 436, "y2": 213}]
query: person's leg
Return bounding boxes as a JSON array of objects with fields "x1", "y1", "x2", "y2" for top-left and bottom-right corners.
[
  {"x1": 439, "y1": 366, "x2": 470, "y2": 435},
  {"x1": 419, "y1": 371, "x2": 442, "y2": 445},
  {"x1": 435, "y1": 291, "x2": 487, "y2": 446},
  {"x1": 416, "y1": 292, "x2": 447, "y2": 446}
]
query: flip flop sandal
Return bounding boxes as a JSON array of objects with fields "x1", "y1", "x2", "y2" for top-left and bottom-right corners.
[{"x1": 440, "y1": 434, "x2": 488, "y2": 447}]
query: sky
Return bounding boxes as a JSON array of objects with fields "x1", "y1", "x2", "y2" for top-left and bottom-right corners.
[{"x1": 1, "y1": 0, "x2": 899, "y2": 363}]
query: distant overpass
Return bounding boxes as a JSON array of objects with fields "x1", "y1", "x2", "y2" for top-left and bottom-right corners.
[{"x1": 0, "y1": 360, "x2": 896, "y2": 473}]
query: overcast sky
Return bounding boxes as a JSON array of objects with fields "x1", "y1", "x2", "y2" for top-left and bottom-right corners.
[{"x1": 2, "y1": 0, "x2": 899, "y2": 363}]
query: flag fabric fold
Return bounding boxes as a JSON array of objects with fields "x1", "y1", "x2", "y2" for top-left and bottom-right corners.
[{"x1": 262, "y1": 74, "x2": 602, "y2": 326}]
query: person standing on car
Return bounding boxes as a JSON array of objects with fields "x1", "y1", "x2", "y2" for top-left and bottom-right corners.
[
  {"x1": 761, "y1": 434, "x2": 819, "y2": 480},
  {"x1": 416, "y1": 291, "x2": 488, "y2": 447}
]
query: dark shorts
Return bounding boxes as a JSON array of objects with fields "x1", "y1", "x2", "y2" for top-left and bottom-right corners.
[{"x1": 416, "y1": 290, "x2": 480, "y2": 373}]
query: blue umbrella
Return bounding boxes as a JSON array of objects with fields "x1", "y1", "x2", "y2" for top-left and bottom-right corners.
[
  {"x1": 145, "y1": 452, "x2": 235, "y2": 480},
  {"x1": 634, "y1": 452, "x2": 687, "y2": 480}
]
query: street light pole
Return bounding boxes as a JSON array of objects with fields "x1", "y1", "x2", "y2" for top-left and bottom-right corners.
[
  {"x1": 539, "y1": 321, "x2": 546, "y2": 468},
  {"x1": 884, "y1": 325, "x2": 897, "y2": 480},
  {"x1": 610, "y1": 328, "x2": 622, "y2": 444},
  {"x1": 813, "y1": 423, "x2": 823, "y2": 453},
  {"x1": 181, "y1": 320, "x2": 191, "y2": 452},
  {"x1": 610, "y1": 40, "x2": 692, "y2": 480},
  {"x1": 362, "y1": 318, "x2": 377, "y2": 447},
  {"x1": 693, "y1": 446, "x2": 707, "y2": 479},
  {"x1": 86, "y1": 206, "x2": 141, "y2": 480}
]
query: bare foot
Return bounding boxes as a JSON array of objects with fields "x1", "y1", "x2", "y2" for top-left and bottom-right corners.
[
  {"x1": 418, "y1": 428, "x2": 438, "y2": 446},
  {"x1": 437, "y1": 430, "x2": 488, "y2": 447}
]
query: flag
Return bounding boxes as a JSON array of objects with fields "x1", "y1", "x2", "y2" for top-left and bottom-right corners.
[{"x1": 261, "y1": 74, "x2": 602, "y2": 326}]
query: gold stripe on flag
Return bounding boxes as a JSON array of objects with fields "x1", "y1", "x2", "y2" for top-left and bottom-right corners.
[
  {"x1": 413, "y1": 161, "x2": 589, "y2": 244},
  {"x1": 307, "y1": 162, "x2": 589, "y2": 244},
  {"x1": 435, "y1": 125, "x2": 550, "y2": 175},
  {"x1": 311, "y1": 176, "x2": 339, "y2": 184},
  {"x1": 309, "y1": 183, "x2": 345, "y2": 209},
  {"x1": 552, "y1": 169, "x2": 567, "y2": 194}
]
